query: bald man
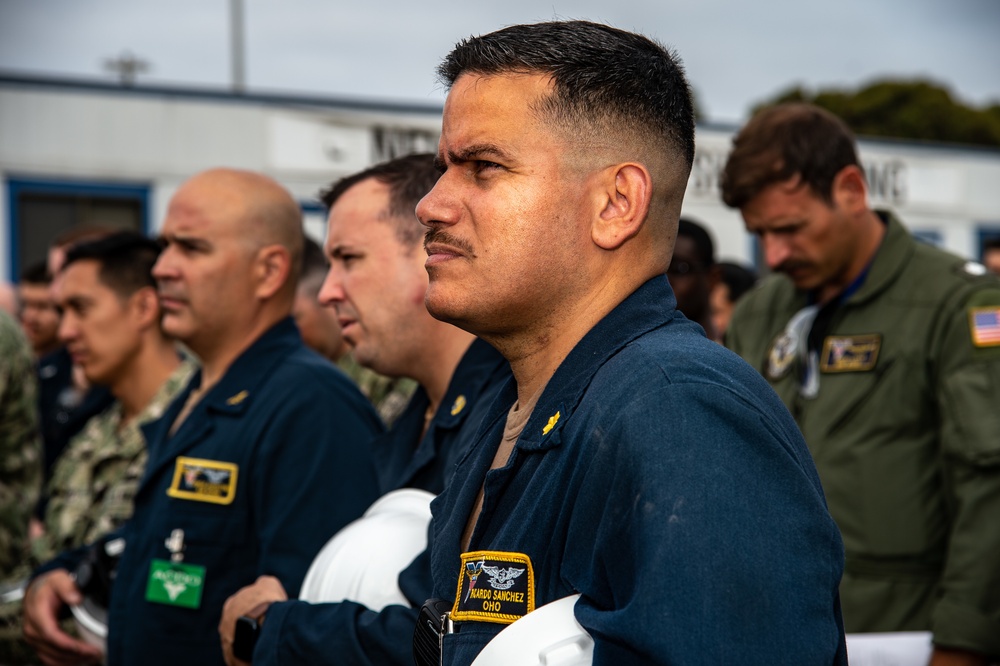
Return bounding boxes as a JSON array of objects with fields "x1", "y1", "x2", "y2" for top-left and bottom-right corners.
[{"x1": 23, "y1": 169, "x2": 382, "y2": 666}]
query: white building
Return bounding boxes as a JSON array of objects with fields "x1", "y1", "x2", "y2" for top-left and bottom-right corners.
[{"x1": 2, "y1": 73, "x2": 999, "y2": 280}]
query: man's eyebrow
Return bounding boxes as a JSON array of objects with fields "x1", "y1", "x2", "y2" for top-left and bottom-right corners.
[
  {"x1": 160, "y1": 233, "x2": 211, "y2": 250},
  {"x1": 328, "y1": 244, "x2": 359, "y2": 259},
  {"x1": 446, "y1": 143, "x2": 512, "y2": 165},
  {"x1": 61, "y1": 294, "x2": 91, "y2": 310}
]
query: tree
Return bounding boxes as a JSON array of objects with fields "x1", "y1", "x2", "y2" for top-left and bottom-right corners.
[{"x1": 754, "y1": 79, "x2": 1000, "y2": 147}]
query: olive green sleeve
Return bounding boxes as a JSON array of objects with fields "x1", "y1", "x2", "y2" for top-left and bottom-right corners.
[{"x1": 932, "y1": 286, "x2": 1000, "y2": 656}]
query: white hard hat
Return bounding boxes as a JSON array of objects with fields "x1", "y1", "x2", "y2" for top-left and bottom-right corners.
[
  {"x1": 70, "y1": 596, "x2": 108, "y2": 653},
  {"x1": 299, "y1": 488, "x2": 434, "y2": 610},
  {"x1": 70, "y1": 536, "x2": 123, "y2": 660},
  {"x1": 845, "y1": 631, "x2": 932, "y2": 666},
  {"x1": 471, "y1": 594, "x2": 594, "y2": 666}
]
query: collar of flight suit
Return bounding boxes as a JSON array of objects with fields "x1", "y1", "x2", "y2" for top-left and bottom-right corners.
[
  {"x1": 508, "y1": 275, "x2": 679, "y2": 454},
  {"x1": 140, "y1": 317, "x2": 303, "y2": 481},
  {"x1": 838, "y1": 210, "x2": 915, "y2": 309}
]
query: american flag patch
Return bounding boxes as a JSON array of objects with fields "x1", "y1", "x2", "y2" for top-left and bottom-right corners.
[{"x1": 969, "y1": 307, "x2": 1000, "y2": 347}]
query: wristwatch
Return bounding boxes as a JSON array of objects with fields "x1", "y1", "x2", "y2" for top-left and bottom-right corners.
[{"x1": 232, "y1": 601, "x2": 272, "y2": 662}]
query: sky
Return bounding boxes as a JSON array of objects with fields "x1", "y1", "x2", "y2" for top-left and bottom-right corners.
[{"x1": 0, "y1": 0, "x2": 998, "y2": 124}]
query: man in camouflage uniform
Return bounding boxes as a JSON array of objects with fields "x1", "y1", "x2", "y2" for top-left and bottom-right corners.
[
  {"x1": 0, "y1": 310, "x2": 43, "y2": 663},
  {"x1": 35, "y1": 232, "x2": 195, "y2": 562},
  {"x1": 2, "y1": 232, "x2": 194, "y2": 662},
  {"x1": 0, "y1": 309, "x2": 41, "y2": 575}
]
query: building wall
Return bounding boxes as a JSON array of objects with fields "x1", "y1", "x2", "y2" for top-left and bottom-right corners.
[{"x1": 3, "y1": 78, "x2": 1000, "y2": 279}]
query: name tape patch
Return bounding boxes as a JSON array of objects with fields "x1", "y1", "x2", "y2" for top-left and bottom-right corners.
[
  {"x1": 167, "y1": 457, "x2": 238, "y2": 505},
  {"x1": 452, "y1": 551, "x2": 535, "y2": 625},
  {"x1": 970, "y1": 306, "x2": 1000, "y2": 347},
  {"x1": 820, "y1": 335, "x2": 881, "y2": 373}
]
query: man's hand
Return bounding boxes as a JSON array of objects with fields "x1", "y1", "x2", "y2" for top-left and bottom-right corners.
[
  {"x1": 930, "y1": 647, "x2": 993, "y2": 666},
  {"x1": 219, "y1": 575, "x2": 288, "y2": 666},
  {"x1": 22, "y1": 570, "x2": 104, "y2": 666}
]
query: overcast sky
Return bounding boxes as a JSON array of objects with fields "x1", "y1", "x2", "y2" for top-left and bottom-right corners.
[{"x1": 1, "y1": 0, "x2": 998, "y2": 124}]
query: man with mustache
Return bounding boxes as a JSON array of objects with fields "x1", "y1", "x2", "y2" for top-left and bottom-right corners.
[
  {"x1": 23, "y1": 168, "x2": 382, "y2": 666},
  {"x1": 723, "y1": 104, "x2": 1000, "y2": 665},
  {"x1": 413, "y1": 20, "x2": 846, "y2": 665},
  {"x1": 217, "y1": 153, "x2": 511, "y2": 666}
]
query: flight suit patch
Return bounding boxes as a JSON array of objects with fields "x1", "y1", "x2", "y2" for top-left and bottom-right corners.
[
  {"x1": 969, "y1": 306, "x2": 1000, "y2": 347},
  {"x1": 766, "y1": 332, "x2": 797, "y2": 380},
  {"x1": 820, "y1": 335, "x2": 881, "y2": 373},
  {"x1": 452, "y1": 551, "x2": 535, "y2": 625},
  {"x1": 167, "y1": 457, "x2": 238, "y2": 505}
]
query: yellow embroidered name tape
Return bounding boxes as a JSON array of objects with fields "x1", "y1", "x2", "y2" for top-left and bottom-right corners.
[
  {"x1": 820, "y1": 335, "x2": 881, "y2": 373},
  {"x1": 452, "y1": 550, "x2": 535, "y2": 625},
  {"x1": 167, "y1": 457, "x2": 238, "y2": 505}
]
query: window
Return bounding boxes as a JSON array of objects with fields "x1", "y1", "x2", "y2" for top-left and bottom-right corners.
[{"x1": 7, "y1": 177, "x2": 150, "y2": 279}]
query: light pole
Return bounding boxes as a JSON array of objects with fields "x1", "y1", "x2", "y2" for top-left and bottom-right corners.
[{"x1": 231, "y1": 0, "x2": 245, "y2": 93}]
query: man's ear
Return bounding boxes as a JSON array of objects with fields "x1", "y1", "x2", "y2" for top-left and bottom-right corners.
[
  {"x1": 591, "y1": 163, "x2": 652, "y2": 251},
  {"x1": 831, "y1": 164, "x2": 868, "y2": 214},
  {"x1": 131, "y1": 286, "x2": 161, "y2": 329},
  {"x1": 254, "y1": 245, "x2": 292, "y2": 300}
]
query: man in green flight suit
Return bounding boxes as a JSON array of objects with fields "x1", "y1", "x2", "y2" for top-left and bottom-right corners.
[{"x1": 722, "y1": 103, "x2": 1000, "y2": 665}]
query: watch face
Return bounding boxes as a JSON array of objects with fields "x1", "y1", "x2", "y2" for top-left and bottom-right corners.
[{"x1": 232, "y1": 615, "x2": 260, "y2": 662}]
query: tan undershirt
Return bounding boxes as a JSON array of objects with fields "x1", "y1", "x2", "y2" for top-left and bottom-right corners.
[
  {"x1": 168, "y1": 378, "x2": 216, "y2": 436},
  {"x1": 460, "y1": 384, "x2": 547, "y2": 551}
]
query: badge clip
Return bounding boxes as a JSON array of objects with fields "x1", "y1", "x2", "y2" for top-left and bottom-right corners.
[{"x1": 165, "y1": 528, "x2": 185, "y2": 563}]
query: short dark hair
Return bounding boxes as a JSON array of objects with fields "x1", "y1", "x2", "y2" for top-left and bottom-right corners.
[
  {"x1": 52, "y1": 224, "x2": 118, "y2": 251},
  {"x1": 983, "y1": 236, "x2": 1000, "y2": 253},
  {"x1": 718, "y1": 261, "x2": 758, "y2": 302},
  {"x1": 62, "y1": 231, "x2": 162, "y2": 298},
  {"x1": 438, "y1": 20, "x2": 695, "y2": 169},
  {"x1": 677, "y1": 218, "x2": 715, "y2": 267},
  {"x1": 319, "y1": 153, "x2": 439, "y2": 249},
  {"x1": 20, "y1": 261, "x2": 51, "y2": 286},
  {"x1": 298, "y1": 236, "x2": 329, "y2": 296},
  {"x1": 721, "y1": 103, "x2": 861, "y2": 208}
]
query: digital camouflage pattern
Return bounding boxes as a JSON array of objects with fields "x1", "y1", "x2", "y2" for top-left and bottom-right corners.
[
  {"x1": 0, "y1": 310, "x2": 42, "y2": 664},
  {"x1": 0, "y1": 310, "x2": 41, "y2": 578},
  {"x1": 338, "y1": 354, "x2": 417, "y2": 427},
  {"x1": 31, "y1": 357, "x2": 197, "y2": 566}
]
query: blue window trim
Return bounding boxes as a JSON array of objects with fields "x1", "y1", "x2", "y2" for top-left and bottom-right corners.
[
  {"x1": 748, "y1": 235, "x2": 761, "y2": 272},
  {"x1": 976, "y1": 225, "x2": 1000, "y2": 261},
  {"x1": 299, "y1": 200, "x2": 327, "y2": 215},
  {"x1": 6, "y1": 176, "x2": 151, "y2": 280}
]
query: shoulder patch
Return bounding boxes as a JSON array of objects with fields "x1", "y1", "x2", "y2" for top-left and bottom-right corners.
[
  {"x1": 452, "y1": 551, "x2": 535, "y2": 625},
  {"x1": 969, "y1": 306, "x2": 1000, "y2": 347},
  {"x1": 766, "y1": 332, "x2": 797, "y2": 380}
]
